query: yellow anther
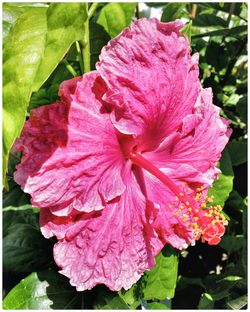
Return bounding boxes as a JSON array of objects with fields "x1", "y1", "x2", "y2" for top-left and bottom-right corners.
[
  {"x1": 194, "y1": 216, "x2": 198, "y2": 221},
  {"x1": 207, "y1": 197, "x2": 214, "y2": 203},
  {"x1": 195, "y1": 209, "x2": 199, "y2": 214},
  {"x1": 179, "y1": 192, "x2": 184, "y2": 197},
  {"x1": 201, "y1": 202, "x2": 207, "y2": 208},
  {"x1": 186, "y1": 201, "x2": 190, "y2": 206},
  {"x1": 179, "y1": 205, "x2": 184, "y2": 210},
  {"x1": 168, "y1": 204, "x2": 173, "y2": 208},
  {"x1": 188, "y1": 208, "x2": 192, "y2": 212}
]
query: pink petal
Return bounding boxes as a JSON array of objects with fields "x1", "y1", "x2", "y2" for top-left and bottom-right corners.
[
  {"x1": 41, "y1": 173, "x2": 163, "y2": 291},
  {"x1": 144, "y1": 88, "x2": 231, "y2": 187},
  {"x1": 14, "y1": 72, "x2": 126, "y2": 216},
  {"x1": 97, "y1": 18, "x2": 200, "y2": 150}
]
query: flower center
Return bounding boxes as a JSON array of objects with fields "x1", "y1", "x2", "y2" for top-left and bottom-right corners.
[{"x1": 130, "y1": 152, "x2": 228, "y2": 245}]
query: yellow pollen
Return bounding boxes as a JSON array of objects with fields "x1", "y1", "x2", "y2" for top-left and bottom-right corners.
[
  {"x1": 186, "y1": 201, "x2": 190, "y2": 206},
  {"x1": 195, "y1": 209, "x2": 199, "y2": 214},
  {"x1": 194, "y1": 217, "x2": 198, "y2": 221},
  {"x1": 188, "y1": 208, "x2": 192, "y2": 212},
  {"x1": 207, "y1": 197, "x2": 214, "y2": 203},
  {"x1": 179, "y1": 205, "x2": 184, "y2": 210},
  {"x1": 179, "y1": 192, "x2": 184, "y2": 197},
  {"x1": 168, "y1": 204, "x2": 173, "y2": 208}
]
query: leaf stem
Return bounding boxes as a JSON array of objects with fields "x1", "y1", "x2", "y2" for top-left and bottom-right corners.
[
  {"x1": 81, "y1": 3, "x2": 99, "y2": 73},
  {"x1": 88, "y1": 2, "x2": 99, "y2": 19},
  {"x1": 62, "y1": 60, "x2": 78, "y2": 77},
  {"x1": 76, "y1": 41, "x2": 84, "y2": 74}
]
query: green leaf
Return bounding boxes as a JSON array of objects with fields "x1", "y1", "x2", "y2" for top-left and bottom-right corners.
[
  {"x1": 228, "y1": 140, "x2": 247, "y2": 166},
  {"x1": 203, "y1": 274, "x2": 241, "y2": 301},
  {"x1": 3, "y1": 224, "x2": 53, "y2": 272},
  {"x1": 90, "y1": 21, "x2": 110, "y2": 70},
  {"x1": 3, "y1": 270, "x2": 82, "y2": 309},
  {"x1": 161, "y1": 3, "x2": 187, "y2": 22},
  {"x1": 208, "y1": 148, "x2": 234, "y2": 207},
  {"x1": 236, "y1": 95, "x2": 247, "y2": 123},
  {"x1": 148, "y1": 302, "x2": 170, "y2": 310},
  {"x1": 226, "y1": 294, "x2": 247, "y2": 310},
  {"x1": 220, "y1": 276, "x2": 243, "y2": 282},
  {"x1": 142, "y1": 246, "x2": 178, "y2": 300},
  {"x1": 3, "y1": 3, "x2": 48, "y2": 39},
  {"x1": 181, "y1": 21, "x2": 192, "y2": 43},
  {"x1": 118, "y1": 284, "x2": 141, "y2": 309},
  {"x1": 3, "y1": 7, "x2": 47, "y2": 188},
  {"x1": 94, "y1": 286, "x2": 130, "y2": 309},
  {"x1": 198, "y1": 293, "x2": 214, "y2": 309},
  {"x1": 97, "y1": 3, "x2": 136, "y2": 38},
  {"x1": 192, "y1": 25, "x2": 247, "y2": 38},
  {"x1": 193, "y1": 14, "x2": 227, "y2": 28},
  {"x1": 3, "y1": 206, "x2": 53, "y2": 272},
  {"x1": 220, "y1": 235, "x2": 244, "y2": 254},
  {"x1": 32, "y1": 3, "x2": 87, "y2": 91},
  {"x1": 3, "y1": 184, "x2": 32, "y2": 212}
]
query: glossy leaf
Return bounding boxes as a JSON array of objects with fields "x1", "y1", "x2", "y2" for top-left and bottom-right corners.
[
  {"x1": 97, "y1": 2, "x2": 136, "y2": 38},
  {"x1": 148, "y1": 302, "x2": 170, "y2": 309},
  {"x1": 142, "y1": 246, "x2": 178, "y2": 300},
  {"x1": 192, "y1": 25, "x2": 247, "y2": 38},
  {"x1": 32, "y1": 3, "x2": 87, "y2": 91},
  {"x1": 118, "y1": 285, "x2": 141, "y2": 309},
  {"x1": 93, "y1": 287, "x2": 130, "y2": 310},
  {"x1": 228, "y1": 140, "x2": 247, "y2": 166},
  {"x1": 161, "y1": 3, "x2": 187, "y2": 22},
  {"x1": 90, "y1": 21, "x2": 110, "y2": 69},
  {"x1": 193, "y1": 14, "x2": 227, "y2": 28},
  {"x1": 3, "y1": 7, "x2": 47, "y2": 188},
  {"x1": 3, "y1": 224, "x2": 53, "y2": 272},
  {"x1": 208, "y1": 148, "x2": 234, "y2": 207},
  {"x1": 198, "y1": 293, "x2": 214, "y2": 309},
  {"x1": 181, "y1": 21, "x2": 192, "y2": 43},
  {"x1": 3, "y1": 271, "x2": 82, "y2": 309}
]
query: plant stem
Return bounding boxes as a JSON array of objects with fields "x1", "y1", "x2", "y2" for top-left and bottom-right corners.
[
  {"x1": 81, "y1": 2, "x2": 99, "y2": 73},
  {"x1": 88, "y1": 2, "x2": 99, "y2": 19},
  {"x1": 76, "y1": 41, "x2": 84, "y2": 74},
  {"x1": 81, "y1": 3, "x2": 90, "y2": 73},
  {"x1": 62, "y1": 60, "x2": 78, "y2": 77}
]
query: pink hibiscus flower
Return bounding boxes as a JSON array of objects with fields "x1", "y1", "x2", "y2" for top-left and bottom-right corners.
[{"x1": 13, "y1": 18, "x2": 231, "y2": 291}]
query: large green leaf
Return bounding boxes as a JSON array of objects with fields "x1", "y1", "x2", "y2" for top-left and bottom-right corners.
[
  {"x1": 193, "y1": 14, "x2": 227, "y2": 28},
  {"x1": 148, "y1": 302, "x2": 170, "y2": 310},
  {"x1": 142, "y1": 246, "x2": 178, "y2": 300},
  {"x1": 198, "y1": 293, "x2": 214, "y2": 309},
  {"x1": 3, "y1": 7, "x2": 47, "y2": 188},
  {"x1": 227, "y1": 140, "x2": 247, "y2": 166},
  {"x1": 3, "y1": 3, "x2": 87, "y2": 189},
  {"x1": 192, "y1": 25, "x2": 247, "y2": 38},
  {"x1": 3, "y1": 206, "x2": 53, "y2": 272},
  {"x1": 3, "y1": 271, "x2": 82, "y2": 309},
  {"x1": 3, "y1": 224, "x2": 53, "y2": 273},
  {"x1": 97, "y1": 2, "x2": 136, "y2": 38},
  {"x1": 90, "y1": 21, "x2": 110, "y2": 70},
  {"x1": 93, "y1": 286, "x2": 130, "y2": 310},
  {"x1": 161, "y1": 3, "x2": 187, "y2": 22},
  {"x1": 32, "y1": 3, "x2": 87, "y2": 91},
  {"x1": 208, "y1": 148, "x2": 234, "y2": 207},
  {"x1": 118, "y1": 284, "x2": 141, "y2": 309}
]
